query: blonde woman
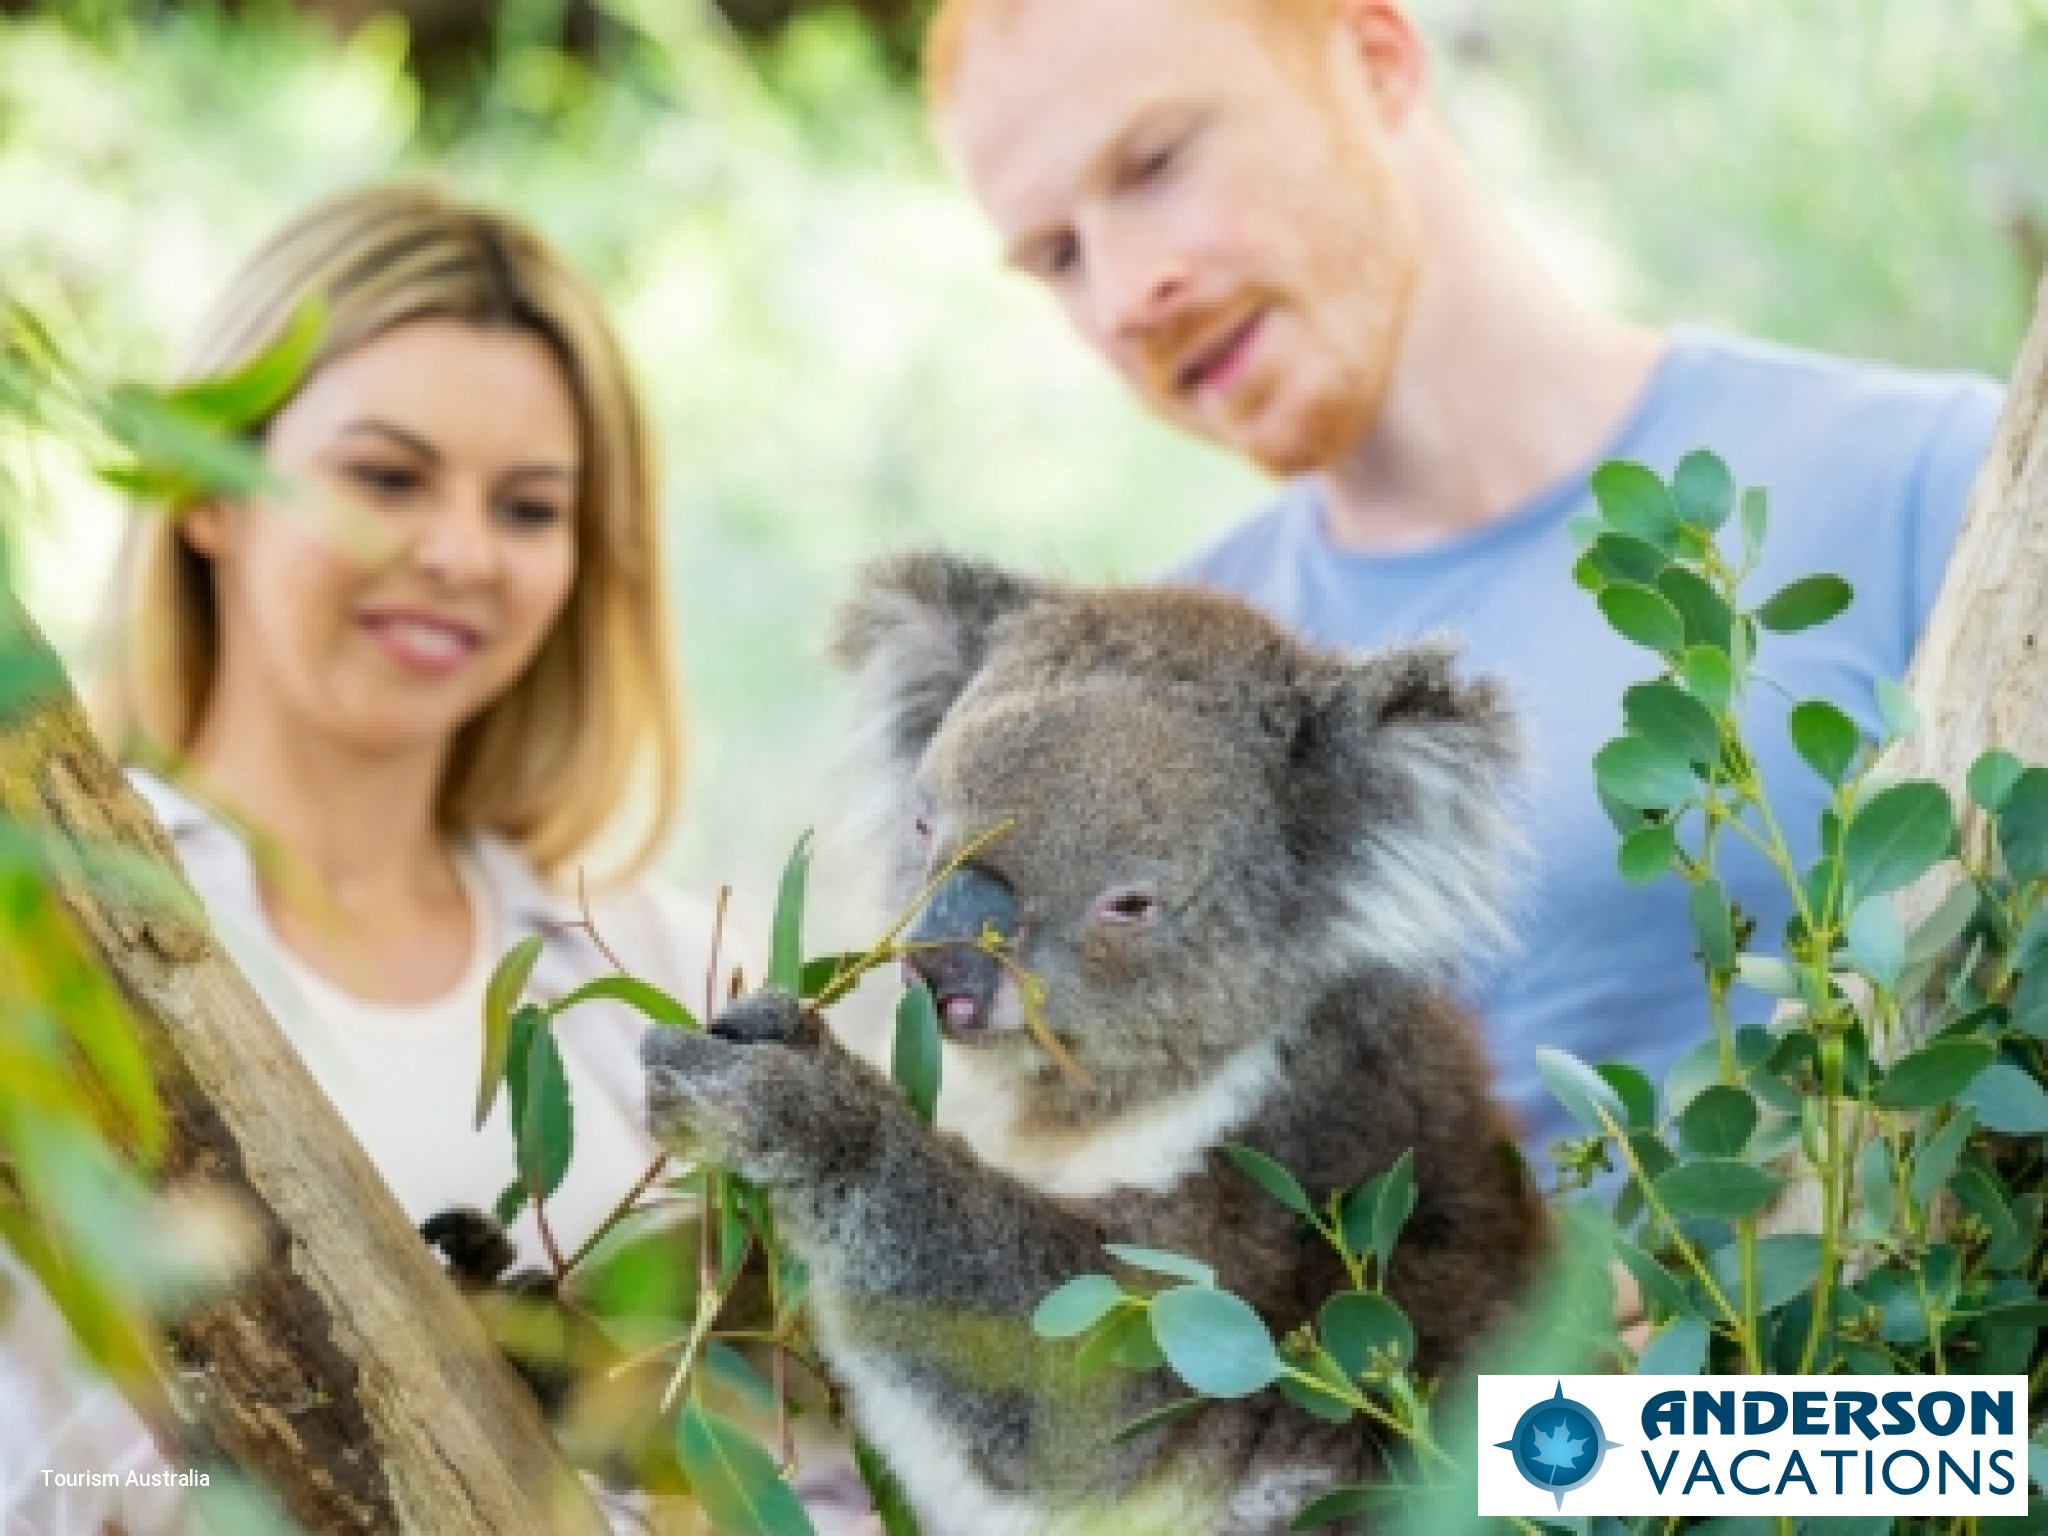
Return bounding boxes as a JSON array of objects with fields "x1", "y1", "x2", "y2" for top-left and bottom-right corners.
[{"x1": 0, "y1": 184, "x2": 871, "y2": 1534}]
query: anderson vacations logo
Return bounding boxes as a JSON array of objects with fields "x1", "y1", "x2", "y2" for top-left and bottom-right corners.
[{"x1": 1479, "y1": 1375, "x2": 2029, "y2": 1517}]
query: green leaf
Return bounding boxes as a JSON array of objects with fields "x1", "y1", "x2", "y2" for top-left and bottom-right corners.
[
  {"x1": 1564, "y1": 513, "x2": 1605, "y2": 549},
  {"x1": 1320, "y1": 1291, "x2": 1415, "y2": 1376},
  {"x1": 1595, "y1": 737, "x2": 1699, "y2": 812},
  {"x1": 768, "y1": 832, "x2": 814, "y2": 994},
  {"x1": 1224, "y1": 1144, "x2": 1313, "y2": 1218},
  {"x1": 1681, "y1": 646, "x2": 1735, "y2": 711},
  {"x1": 477, "y1": 936, "x2": 546, "y2": 1129},
  {"x1": 550, "y1": 974, "x2": 698, "y2": 1032},
  {"x1": 1613, "y1": 1235, "x2": 1688, "y2": 1320},
  {"x1": 1873, "y1": 1039, "x2": 1997, "y2": 1110},
  {"x1": 1149, "y1": 1285, "x2": 1283, "y2": 1398},
  {"x1": 1590, "y1": 461, "x2": 1682, "y2": 548},
  {"x1": 1956, "y1": 1063, "x2": 2048, "y2": 1134},
  {"x1": 1109, "y1": 1396, "x2": 1206, "y2": 1445},
  {"x1": 1536, "y1": 1046, "x2": 1628, "y2": 1135},
  {"x1": 1734, "y1": 954, "x2": 1803, "y2": 999},
  {"x1": 1905, "y1": 880, "x2": 1980, "y2": 968},
  {"x1": 516, "y1": 1019, "x2": 575, "y2": 1201},
  {"x1": 1740, "y1": 487, "x2": 1769, "y2": 564},
  {"x1": 1689, "y1": 878, "x2": 1738, "y2": 974},
  {"x1": 1365, "y1": 1149, "x2": 1416, "y2": 1276},
  {"x1": 1032, "y1": 1274, "x2": 1126, "y2": 1339},
  {"x1": 892, "y1": 982, "x2": 942, "y2": 1126},
  {"x1": 1843, "y1": 895, "x2": 1907, "y2": 988},
  {"x1": 1754, "y1": 575, "x2": 1852, "y2": 633},
  {"x1": 1874, "y1": 677, "x2": 1920, "y2": 742},
  {"x1": 1624, "y1": 682, "x2": 1722, "y2": 767},
  {"x1": 493, "y1": 1178, "x2": 528, "y2": 1227},
  {"x1": 2012, "y1": 963, "x2": 2048, "y2": 1039},
  {"x1": 1619, "y1": 822, "x2": 1678, "y2": 885},
  {"x1": 1672, "y1": 450, "x2": 1736, "y2": 531},
  {"x1": 799, "y1": 953, "x2": 866, "y2": 1000},
  {"x1": 166, "y1": 296, "x2": 324, "y2": 427},
  {"x1": 1996, "y1": 768, "x2": 2048, "y2": 882},
  {"x1": 852, "y1": 1439, "x2": 921, "y2": 1536},
  {"x1": 1653, "y1": 1158, "x2": 1781, "y2": 1218},
  {"x1": 1854, "y1": 1136, "x2": 1896, "y2": 1239},
  {"x1": 675, "y1": 1402, "x2": 817, "y2": 1536},
  {"x1": 1585, "y1": 532, "x2": 1670, "y2": 586},
  {"x1": 1104, "y1": 1244, "x2": 1216, "y2": 1288},
  {"x1": 1635, "y1": 1315, "x2": 1710, "y2": 1375},
  {"x1": 1709, "y1": 1234, "x2": 1821, "y2": 1315},
  {"x1": 1968, "y1": 749, "x2": 2026, "y2": 814},
  {"x1": 1599, "y1": 583, "x2": 1687, "y2": 655},
  {"x1": 1073, "y1": 1305, "x2": 1164, "y2": 1378},
  {"x1": 1597, "y1": 1064, "x2": 1657, "y2": 1131},
  {"x1": 1909, "y1": 1108, "x2": 1975, "y2": 1213},
  {"x1": 1679, "y1": 1085, "x2": 1758, "y2": 1158},
  {"x1": 1789, "y1": 700, "x2": 1860, "y2": 786},
  {"x1": 1841, "y1": 781, "x2": 1953, "y2": 904},
  {"x1": 1657, "y1": 566, "x2": 1735, "y2": 652}
]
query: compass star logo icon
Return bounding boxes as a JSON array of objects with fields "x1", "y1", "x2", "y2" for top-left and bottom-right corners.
[{"x1": 1495, "y1": 1382, "x2": 1623, "y2": 1508}]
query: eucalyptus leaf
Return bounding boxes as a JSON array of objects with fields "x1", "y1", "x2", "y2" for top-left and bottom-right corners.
[
  {"x1": 1586, "y1": 532, "x2": 1670, "y2": 586},
  {"x1": 1956, "y1": 1063, "x2": 2048, "y2": 1135},
  {"x1": 1673, "y1": 449, "x2": 1736, "y2": 531},
  {"x1": 1873, "y1": 1039, "x2": 1997, "y2": 1110},
  {"x1": 1854, "y1": 1135, "x2": 1895, "y2": 1239},
  {"x1": 1105, "y1": 1244, "x2": 1216, "y2": 1288},
  {"x1": 1590, "y1": 461, "x2": 1682, "y2": 549},
  {"x1": 1596, "y1": 1064, "x2": 1656, "y2": 1131},
  {"x1": 1788, "y1": 700, "x2": 1860, "y2": 785},
  {"x1": 1843, "y1": 895, "x2": 1906, "y2": 988},
  {"x1": 1689, "y1": 878, "x2": 1738, "y2": 974},
  {"x1": 1996, "y1": 768, "x2": 2048, "y2": 882},
  {"x1": 550, "y1": 974, "x2": 698, "y2": 1032},
  {"x1": 1225, "y1": 1143, "x2": 1313, "y2": 1218},
  {"x1": 1320, "y1": 1290, "x2": 1416, "y2": 1376},
  {"x1": 477, "y1": 935, "x2": 546, "y2": 1129},
  {"x1": 1681, "y1": 646, "x2": 1735, "y2": 711},
  {"x1": 1657, "y1": 566, "x2": 1736, "y2": 652},
  {"x1": 1904, "y1": 880, "x2": 1979, "y2": 968},
  {"x1": 1109, "y1": 1396, "x2": 1206, "y2": 1446},
  {"x1": 1708, "y1": 1234, "x2": 1821, "y2": 1315},
  {"x1": 675, "y1": 1402, "x2": 817, "y2": 1536},
  {"x1": 2012, "y1": 964, "x2": 2048, "y2": 1039},
  {"x1": 1149, "y1": 1285, "x2": 1284, "y2": 1398},
  {"x1": 1536, "y1": 1046, "x2": 1628, "y2": 1135},
  {"x1": 1619, "y1": 822, "x2": 1678, "y2": 885},
  {"x1": 1679, "y1": 1085, "x2": 1758, "y2": 1158},
  {"x1": 1841, "y1": 781, "x2": 1953, "y2": 904},
  {"x1": 1740, "y1": 488, "x2": 1769, "y2": 565},
  {"x1": 768, "y1": 831, "x2": 814, "y2": 993},
  {"x1": 1636, "y1": 1315, "x2": 1710, "y2": 1375},
  {"x1": 1032, "y1": 1274, "x2": 1126, "y2": 1339},
  {"x1": 1599, "y1": 583, "x2": 1687, "y2": 656},
  {"x1": 1754, "y1": 575, "x2": 1852, "y2": 633},
  {"x1": 1967, "y1": 749, "x2": 2026, "y2": 814},
  {"x1": 1624, "y1": 682, "x2": 1722, "y2": 766},
  {"x1": 166, "y1": 295, "x2": 324, "y2": 427},
  {"x1": 892, "y1": 982, "x2": 943, "y2": 1126},
  {"x1": 1874, "y1": 677, "x2": 1920, "y2": 742},
  {"x1": 1594, "y1": 737, "x2": 1699, "y2": 812},
  {"x1": 515, "y1": 1020, "x2": 574, "y2": 1202},
  {"x1": 1654, "y1": 1158, "x2": 1781, "y2": 1219}
]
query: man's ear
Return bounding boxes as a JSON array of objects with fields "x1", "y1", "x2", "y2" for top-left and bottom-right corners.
[
  {"x1": 1334, "y1": 0, "x2": 1431, "y2": 132},
  {"x1": 830, "y1": 550, "x2": 1047, "y2": 777}
]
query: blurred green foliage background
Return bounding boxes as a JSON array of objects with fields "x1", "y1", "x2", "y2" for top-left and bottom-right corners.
[{"x1": 2, "y1": 0, "x2": 2043, "y2": 952}]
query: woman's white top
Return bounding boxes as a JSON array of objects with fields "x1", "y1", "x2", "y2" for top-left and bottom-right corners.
[{"x1": 0, "y1": 770, "x2": 727, "y2": 1532}]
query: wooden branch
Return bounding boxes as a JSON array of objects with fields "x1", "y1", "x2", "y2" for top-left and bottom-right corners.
[{"x1": 0, "y1": 596, "x2": 605, "y2": 1535}]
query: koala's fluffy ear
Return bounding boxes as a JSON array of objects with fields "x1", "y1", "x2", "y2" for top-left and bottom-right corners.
[
  {"x1": 1286, "y1": 641, "x2": 1523, "y2": 981},
  {"x1": 831, "y1": 550, "x2": 1049, "y2": 775}
]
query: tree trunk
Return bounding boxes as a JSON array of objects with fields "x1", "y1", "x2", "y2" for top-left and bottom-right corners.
[
  {"x1": 1893, "y1": 266, "x2": 2048, "y2": 844},
  {"x1": 0, "y1": 596, "x2": 605, "y2": 1535}
]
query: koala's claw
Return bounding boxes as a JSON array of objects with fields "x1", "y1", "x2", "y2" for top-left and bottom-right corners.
[{"x1": 709, "y1": 986, "x2": 811, "y2": 1047}]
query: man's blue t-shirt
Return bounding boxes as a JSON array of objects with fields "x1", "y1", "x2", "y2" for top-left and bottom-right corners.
[{"x1": 1177, "y1": 328, "x2": 2001, "y2": 1174}]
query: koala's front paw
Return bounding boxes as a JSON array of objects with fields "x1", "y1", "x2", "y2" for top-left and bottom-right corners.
[
  {"x1": 642, "y1": 1022, "x2": 826, "y2": 1186},
  {"x1": 708, "y1": 986, "x2": 818, "y2": 1049}
]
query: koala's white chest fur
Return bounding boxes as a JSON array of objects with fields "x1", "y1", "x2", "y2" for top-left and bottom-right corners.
[{"x1": 940, "y1": 1036, "x2": 1283, "y2": 1199}]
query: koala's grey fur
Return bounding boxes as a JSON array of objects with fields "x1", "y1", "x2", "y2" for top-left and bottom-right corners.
[{"x1": 643, "y1": 553, "x2": 1548, "y2": 1535}]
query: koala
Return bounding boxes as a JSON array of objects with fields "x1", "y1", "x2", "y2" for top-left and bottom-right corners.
[{"x1": 642, "y1": 553, "x2": 1548, "y2": 1535}]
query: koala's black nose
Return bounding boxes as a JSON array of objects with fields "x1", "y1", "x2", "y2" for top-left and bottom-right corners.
[{"x1": 904, "y1": 865, "x2": 1017, "y2": 1038}]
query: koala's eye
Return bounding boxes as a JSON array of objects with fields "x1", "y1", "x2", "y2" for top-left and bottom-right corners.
[{"x1": 1088, "y1": 884, "x2": 1159, "y2": 929}]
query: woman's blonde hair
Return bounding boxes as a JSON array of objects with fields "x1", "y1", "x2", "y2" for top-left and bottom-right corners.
[{"x1": 101, "y1": 182, "x2": 682, "y2": 881}]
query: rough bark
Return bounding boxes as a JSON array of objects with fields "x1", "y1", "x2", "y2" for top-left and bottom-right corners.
[
  {"x1": 0, "y1": 596, "x2": 605, "y2": 1535},
  {"x1": 1891, "y1": 267, "x2": 2048, "y2": 864}
]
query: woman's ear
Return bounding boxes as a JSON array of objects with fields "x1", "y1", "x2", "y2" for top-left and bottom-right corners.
[{"x1": 1336, "y1": 0, "x2": 1432, "y2": 132}]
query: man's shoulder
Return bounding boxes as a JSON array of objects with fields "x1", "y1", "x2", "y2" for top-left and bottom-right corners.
[
  {"x1": 1171, "y1": 480, "x2": 1316, "y2": 592},
  {"x1": 1659, "y1": 327, "x2": 2002, "y2": 461}
]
